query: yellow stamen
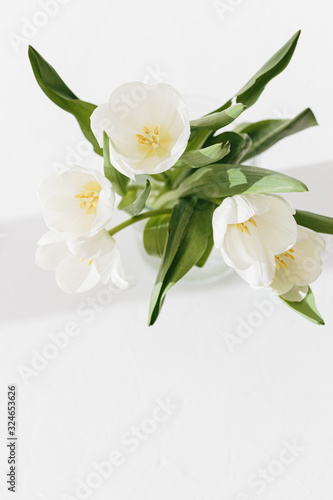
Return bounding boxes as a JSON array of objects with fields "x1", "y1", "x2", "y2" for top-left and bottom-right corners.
[
  {"x1": 136, "y1": 134, "x2": 149, "y2": 143},
  {"x1": 237, "y1": 222, "x2": 251, "y2": 235},
  {"x1": 275, "y1": 256, "x2": 289, "y2": 270},
  {"x1": 249, "y1": 217, "x2": 257, "y2": 227},
  {"x1": 137, "y1": 124, "x2": 160, "y2": 150},
  {"x1": 80, "y1": 258, "x2": 93, "y2": 265},
  {"x1": 275, "y1": 246, "x2": 297, "y2": 271},
  {"x1": 74, "y1": 186, "x2": 101, "y2": 215},
  {"x1": 283, "y1": 251, "x2": 295, "y2": 261}
]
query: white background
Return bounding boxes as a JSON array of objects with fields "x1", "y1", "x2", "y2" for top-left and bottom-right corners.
[{"x1": 1, "y1": 1, "x2": 333, "y2": 499}]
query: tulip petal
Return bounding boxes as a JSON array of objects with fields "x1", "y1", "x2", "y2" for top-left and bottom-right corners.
[
  {"x1": 90, "y1": 103, "x2": 116, "y2": 148},
  {"x1": 255, "y1": 196, "x2": 297, "y2": 255},
  {"x1": 36, "y1": 231, "x2": 70, "y2": 270},
  {"x1": 68, "y1": 230, "x2": 131, "y2": 291},
  {"x1": 55, "y1": 255, "x2": 100, "y2": 293},
  {"x1": 270, "y1": 225, "x2": 325, "y2": 298},
  {"x1": 213, "y1": 194, "x2": 273, "y2": 248},
  {"x1": 221, "y1": 223, "x2": 276, "y2": 287}
]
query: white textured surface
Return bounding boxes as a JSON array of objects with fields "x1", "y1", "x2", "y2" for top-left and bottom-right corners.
[{"x1": 1, "y1": 1, "x2": 333, "y2": 499}]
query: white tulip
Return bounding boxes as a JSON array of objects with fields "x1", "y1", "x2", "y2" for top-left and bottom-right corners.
[
  {"x1": 90, "y1": 82, "x2": 190, "y2": 179},
  {"x1": 213, "y1": 194, "x2": 298, "y2": 288},
  {"x1": 38, "y1": 165, "x2": 115, "y2": 237},
  {"x1": 270, "y1": 225, "x2": 325, "y2": 301},
  {"x1": 36, "y1": 230, "x2": 130, "y2": 293}
]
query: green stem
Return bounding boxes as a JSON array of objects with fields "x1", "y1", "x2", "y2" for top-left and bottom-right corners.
[{"x1": 108, "y1": 209, "x2": 172, "y2": 237}]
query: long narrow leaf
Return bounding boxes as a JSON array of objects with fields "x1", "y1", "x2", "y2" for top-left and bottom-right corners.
[
  {"x1": 28, "y1": 46, "x2": 102, "y2": 156},
  {"x1": 213, "y1": 31, "x2": 301, "y2": 112},
  {"x1": 236, "y1": 108, "x2": 318, "y2": 160},
  {"x1": 149, "y1": 200, "x2": 214, "y2": 325},
  {"x1": 156, "y1": 164, "x2": 308, "y2": 205}
]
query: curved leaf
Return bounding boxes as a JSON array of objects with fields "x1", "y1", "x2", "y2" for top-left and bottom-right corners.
[
  {"x1": 175, "y1": 142, "x2": 231, "y2": 168},
  {"x1": 118, "y1": 189, "x2": 139, "y2": 211},
  {"x1": 235, "y1": 31, "x2": 301, "y2": 108},
  {"x1": 213, "y1": 31, "x2": 301, "y2": 112},
  {"x1": 236, "y1": 108, "x2": 318, "y2": 160},
  {"x1": 28, "y1": 46, "x2": 102, "y2": 156},
  {"x1": 118, "y1": 180, "x2": 151, "y2": 216},
  {"x1": 186, "y1": 32, "x2": 301, "y2": 155},
  {"x1": 190, "y1": 104, "x2": 245, "y2": 131}
]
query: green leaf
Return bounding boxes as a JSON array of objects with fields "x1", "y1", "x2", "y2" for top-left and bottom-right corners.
[
  {"x1": 28, "y1": 45, "x2": 102, "y2": 156},
  {"x1": 157, "y1": 164, "x2": 308, "y2": 204},
  {"x1": 185, "y1": 130, "x2": 212, "y2": 152},
  {"x1": 213, "y1": 31, "x2": 301, "y2": 112},
  {"x1": 206, "y1": 131, "x2": 252, "y2": 164},
  {"x1": 294, "y1": 210, "x2": 333, "y2": 234},
  {"x1": 175, "y1": 142, "x2": 231, "y2": 168},
  {"x1": 174, "y1": 31, "x2": 301, "y2": 157},
  {"x1": 143, "y1": 214, "x2": 171, "y2": 258},
  {"x1": 196, "y1": 232, "x2": 214, "y2": 268},
  {"x1": 281, "y1": 287, "x2": 325, "y2": 325},
  {"x1": 117, "y1": 180, "x2": 151, "y2": 216},
  {"x1": 235, "y1": 31, "x2": 301, "y2": 108},
  {"x1": 149, "y1": 200, "x2": 194, "y2": 323},
  {"x1": 235, "y1": 108, "x2": 318, "y2": 161},
  {"x1": 164, "y1": 130, "x2": 216, "y2": 190},
  {"x1": 190, "y1": 104, "x2": 245, "y2": 131},
  {"x1": 118, "y1": 188, "x2": 139, "y2": 211},
  {"x1": 233, "y1": 122, "x2": 252, "y2": 132},
  {"x1": 149, "y1": 200, "x2": 214, "y2": 325},
  {"x1": 103, "y1": 132, "x2": 129, "y2": 197}
]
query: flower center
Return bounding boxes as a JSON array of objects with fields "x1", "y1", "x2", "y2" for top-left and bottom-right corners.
[
  {"x1": 136, "y1": 125, "x2": 160, "y2": 150},
  {"x1": 74, "y1": 181, "x2": 102, "y2": 215},
  {"x1": 275, "y1": 249, "x2": 295, "y2": 270},
  {"x1": 236, "y1": 217, "x2": 257, "y2": 235}
]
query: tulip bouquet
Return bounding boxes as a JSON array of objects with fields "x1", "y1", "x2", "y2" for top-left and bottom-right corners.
[{"x1": 29, "y1": 31, "x2": 333, "y2": 326}]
